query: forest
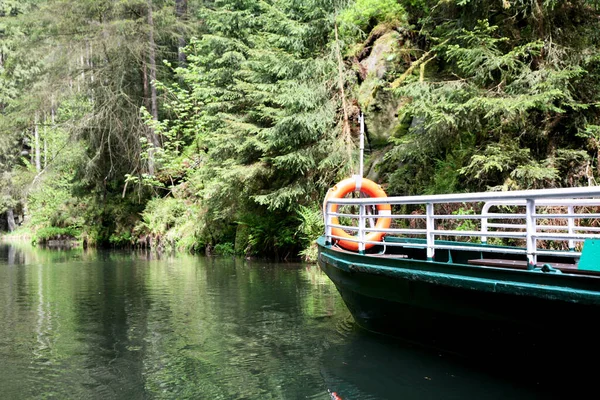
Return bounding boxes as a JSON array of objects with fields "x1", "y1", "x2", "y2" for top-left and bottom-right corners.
[{"x1": 1, "y1": 0, "x2": 600, "y2": 260}]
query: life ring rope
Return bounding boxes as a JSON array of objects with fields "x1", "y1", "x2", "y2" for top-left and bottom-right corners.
[{"x1": 324, "y1": 176, "x2": 392, "y2": 252}]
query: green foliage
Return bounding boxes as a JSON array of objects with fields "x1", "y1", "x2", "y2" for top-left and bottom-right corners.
[
  {"x1": 33, "y1": 226, "x2": 80, "y2": 245},
  {"x1": 425, "y1": 153, "x2": 465, "y2": 195},
  {"x1": 26, "y1": 128, "x2": 86, "y2": 228},
  {"x1": 241, "y1": 211, "x2": 300, "y2": 259},
  {"x1": 384, "y1": 1, "x2": 600, "y2": 194},
  {"x1": 0, "y1": 0, "x2": 204, "y2": 249},
  {"x1": 79, "y1": 194, "x2": 144, "y2": 248},
  {"x1": 459, "y1": 142, "x2": 532, "y2": 188},
  {"x1": 137, "y1": 196, "x2": 200, "y2": 252},
  {"x1": 338, "y1": 0, "x2": 406, "y2": 41},
  {"x1": 140, "y1": 197, "x2": 189, "y2": 235},
  {"x1": 212, "y1": 242, "x2": 235, "y2": 256},
  {"x1": 399, "y1": 0, "x2": 430, "y2": 14},
  {"x1": 6, "y1": 0, "x2": 599, "y2": 260},
  {"x1": 108, "y1": 230, "x2": 132, "y2": 246},
  {"x1": 137, "y1": 0, "x2": 347, "y2": 258},
  {"x1": 451, "y1": 206, "x2": 478, "y2": 242},
  {"x1": 296, "y1": 204, "x2": 325, "y2": 262}
]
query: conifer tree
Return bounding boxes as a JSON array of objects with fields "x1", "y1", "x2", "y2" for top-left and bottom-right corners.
[
  {"x1": 0, "y1": 0, "x2": 202, "y2": 242},
  {"x1": 385, "y1": 0, "x2": 600, "y2": 194},
  {"x1": 148, "y1": 0, "x2": 350, "y2": 255}
]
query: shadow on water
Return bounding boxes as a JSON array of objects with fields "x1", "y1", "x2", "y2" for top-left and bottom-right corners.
[
  {"x1": 319, "y1": 308, "x2": 598, "y2": 400},
  {"x1": 320, "y1": 325, "x2": 594, "y2": 400}
]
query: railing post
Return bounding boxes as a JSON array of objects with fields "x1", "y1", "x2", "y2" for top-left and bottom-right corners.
[
  {"x1": 358, "y1": 203, "x2": 366, "y2": 254},
  {"x1": 526, "y1": 199, "x2": 536, "y2": 269},
  {"x1": 325, "y1": 200, "x2": 333, "y2": 246},
  {"x1": 426, "y1": 202, "x2": 435, "y2": 261},
  {"x1": 568, "y1": 205, "x2": 575, "y2": 251},
  {"x1": 481, "y1": 202, "x2": 491, "y2": 245}
]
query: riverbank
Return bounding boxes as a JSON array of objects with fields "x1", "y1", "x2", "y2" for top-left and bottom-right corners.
[
  {"x1": 1, "y1": 229, "x2": 81, "y2": 250},
  {"x1": 0, "y1": 229, "x2": 32, "y2": 242}
]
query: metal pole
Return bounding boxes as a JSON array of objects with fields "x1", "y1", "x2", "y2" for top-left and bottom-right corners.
[
  {"x1": 526, "y1": 199, "x2": 536, "y2": 269},
  {"x1": 481, "y1": 202, "x2": 491, "y2": 245},
  {"x1": 568, "y1": 205, "x2": 575, "y2": 251},
  {"x1": 359, "y1": 113, "x2": 364, "y2": 179},
  {"x1": 359, "y1": 204, "x2": 366, "y2": 254},
  {"x1": 325, "y1": 200, "x2": 333, "y2": 245},
  {"x1": 426, "y1": 202, "x2": 435, "y2": 261}
]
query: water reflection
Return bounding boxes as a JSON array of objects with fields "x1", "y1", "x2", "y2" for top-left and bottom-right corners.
[
  {"x1": 0, "y1": 243, "x2": 348, "y2": 399},
  {"x1": 0, "y1": 242, "x2": 576, "y2": 399}
]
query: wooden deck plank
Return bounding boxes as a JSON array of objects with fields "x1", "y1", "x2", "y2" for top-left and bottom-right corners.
[
  {"x1": 467, "y1": 258, "x2": 600, "y2": 276},
  {"x1": 369, "y1": 254, "x2": 408, "y2": 259},
  {"x1": 467, "y1": 258, "x2": 576, "y2": 270}
]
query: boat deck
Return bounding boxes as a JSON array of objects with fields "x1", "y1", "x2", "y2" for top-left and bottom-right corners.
[
  {"x1": 466, "y1": 258, "x2": 600, "y2": 276},
  {"x1": 329, "y1": 242, "x2": 600, "y2": 278}
]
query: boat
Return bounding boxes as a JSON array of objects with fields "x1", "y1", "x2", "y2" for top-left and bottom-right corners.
[{"x1": 317, "y1": 177, "x2": 600, "y2": 384}]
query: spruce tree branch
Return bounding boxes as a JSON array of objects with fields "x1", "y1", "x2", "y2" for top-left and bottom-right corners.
[
  {"x1": 29, "y1": 139, "x2": 70, "y2": 189},
  {"x1": 391, "y1": 40, "x2": 448, "y2": 88},
  {"x1": 419, "y1": 55, "x2": 436, "y2": 82}
]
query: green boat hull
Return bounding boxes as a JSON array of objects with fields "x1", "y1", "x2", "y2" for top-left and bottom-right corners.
[{"x1": 317, "y1": 236, "x2": 600, "y2": 366}]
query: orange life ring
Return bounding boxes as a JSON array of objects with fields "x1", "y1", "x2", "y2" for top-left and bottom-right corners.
[{"x1": 324, "y1": 177, "x2": 392, "y2": 251}]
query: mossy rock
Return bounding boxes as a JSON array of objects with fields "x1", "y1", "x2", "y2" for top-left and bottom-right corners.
[
  {"x1": 364, "y1": 146, "x2": 394, "y2": 184},
  {"x1": 359, "y1": 30, "x2": 404, "y2": 80},
  {"x1": 357, "y1": 30, "x2": 406, "y2": 148}
]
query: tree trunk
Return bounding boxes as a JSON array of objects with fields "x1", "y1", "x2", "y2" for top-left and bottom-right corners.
[
  {"x1": 7, "y1": 208, "x2": 16, "y2": 232},
  {"x1": 147, "y1": 0, "x2": 159, "y2": 130},
  {"x1": 34, "y1": 115, "x2": 41, "y2": 172},
  {"x1": 146, "y1": 0, "x2": 160, "y2": 175},
  {"x1": 0, "y1": 50, "x2": 4, "y2": 112},
  {"x1": 87, "y1": 42, "x2": 94, "y2": 83},
  {"x1": 43, "y1": 114, "x2": 48, "y2": 168},
  {"x1": 80, "y1": 54, "x2": 85, "y2": 83},
  {"x1": 142, "y1": 62, "x2": 150, "y2": 111},
  {"x1": 175, "y1": 0, "x2": 188, "y2": 67},
  {"x1": 88, "y1": 42, "x2": 95, "y2": 103}
]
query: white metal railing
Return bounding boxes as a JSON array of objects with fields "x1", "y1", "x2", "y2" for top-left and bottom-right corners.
[{"x1": 324, "y1": 186, "x2": 600, "y2": 266}]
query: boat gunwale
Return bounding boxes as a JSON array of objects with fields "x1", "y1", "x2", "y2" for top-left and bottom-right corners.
[{"x1": 317, "y1": 236, "x2": 600, "y2": 305}]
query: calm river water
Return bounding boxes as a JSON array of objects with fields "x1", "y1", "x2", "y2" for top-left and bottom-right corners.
[{"x1": 0, "y1": 242, "x2": 575, "y2": 399}]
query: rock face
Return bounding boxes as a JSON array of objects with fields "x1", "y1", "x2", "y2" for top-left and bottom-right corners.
[
  {"x1": 356, "y1": 29, "x2": 405, "y2": 149},
  {"x1": 351, "y1": 28, "x2": 412, "y2": 184},
  {"x1": 359, "y1": 30, "x2": 402, "y2": 80},
  {"x1": 0, "y1": 212, "x2": 7, "y2": 232},
  {"x1": 6, "y1": 208, "x2": 16, "y2": 232}
]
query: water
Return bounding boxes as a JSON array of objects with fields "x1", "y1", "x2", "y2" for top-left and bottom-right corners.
[{"x1": 0, "y1": 242, "x2": 566, "y2": 399}]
